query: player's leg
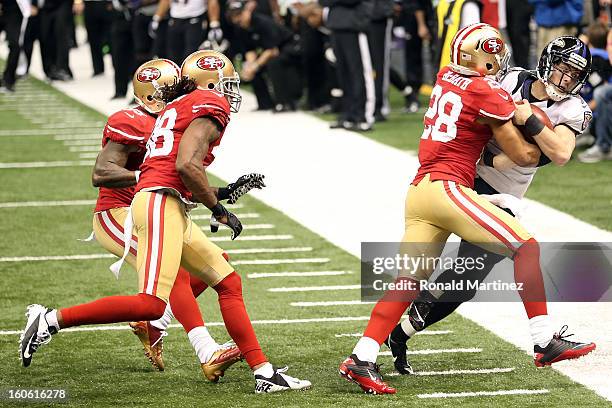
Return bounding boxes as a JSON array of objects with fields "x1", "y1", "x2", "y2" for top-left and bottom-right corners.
[
  {"x1": 180, "y1": 222, "x2": 311, "y2": 393},
  {"x1": 436, "y1": 180, "x2": 595, "y2": 365},
  {"x1": 340, "y1": 178, "x2": 450, "y2": 394}
]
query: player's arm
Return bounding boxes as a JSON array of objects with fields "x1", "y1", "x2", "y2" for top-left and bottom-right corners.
[
  {"x1": 480, "y1": 116, "x2": 541, "y2": 167},
  {"x1": 512, "y1": 99, "x2": 574, "y2": 166},
  {"x1": 92, "y1": 141, "x2": 141, "y2": 188},
  {"x1": 176, "y1": 117, "x2": 243, "y2": 238}
]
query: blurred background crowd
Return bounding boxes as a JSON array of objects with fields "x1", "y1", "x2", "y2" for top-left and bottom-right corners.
[{"x1": 1, "y1": 0, "x2": 611, "y2": 161}]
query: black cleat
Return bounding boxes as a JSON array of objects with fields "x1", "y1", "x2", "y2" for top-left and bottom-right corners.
[
  {"x1": 19, "y1": 304, "x2": 56, "y2": 367},
  {"x1": 534, "y1": 325, "x2": 596, "y2": 367},
  {"x1": 384, "y1": 325, "x2": 414, "y2": 375}
]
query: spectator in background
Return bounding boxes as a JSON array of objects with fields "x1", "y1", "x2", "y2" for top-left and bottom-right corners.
[
  {"x1": 0, "y1": 0, "x2": 30, "y2": 92},
  {"x1": 322, "y1": 0, "x2": 375, "y2": 131},
  {"x1": 434, "y1": 0, "x2": 481, "y2": 73},
  {"x1": 368, "y1": 0, "x2": 393, "y2": 121},
  {"x1": 73, "y1": 0, "x2": 113, "y2": 77},
  {"x1": 38, "y1": 0, "x2": 74, "y2": 81},
  {"x1": 529, "y1": 0, "x2": 582, "y2": 52},
  {"x1": 131, "y1": 0, "x2": 158, "y2": 70},
  {"x1": 110, "y1": 0, "x2": 134, "y2": 98},
  {"x1": 228, "y1": 0, "x2": 302, "y2": 112},
  {"x1": 578, "y1": 23, "x2": 612, "y2": 162},
  {"x1": 505, "y1": 0, "x2": 532, "y2": 68}
]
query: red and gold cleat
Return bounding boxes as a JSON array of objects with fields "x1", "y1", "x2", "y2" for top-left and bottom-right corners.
[
  {"x1": 201, "y1": 342, "x2": 243, "y2": 382},
  {"x1": 129, "y1": 321, "x2": 166, "y2": 371}
]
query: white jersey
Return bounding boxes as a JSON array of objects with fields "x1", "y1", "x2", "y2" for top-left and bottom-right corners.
[
  {"x1": 170, "y1": 0, "x2": 206, "y2": 19},
  {"x1": 476, "y1": 68, "x2": 592, "y2": 198}
]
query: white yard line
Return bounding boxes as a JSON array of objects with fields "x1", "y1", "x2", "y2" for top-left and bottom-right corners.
[
  {"x1": 226, "y1": 246, "x2": 311, "y2": 254},
  {"x1": 191, "y1": 213, "x2": 260, "y2": 220},
  {"x1": 233, "y1": 258, "x2": 329, "y2": 266},
  {"x1": 386, "y1": 367, "x2": 515, "y2": 377},
  {"x1": 379, "y1": 348, "x2": 482, "y2": 356},
  {"x1": 0, "y1": 315, "x2": 379, "y2": 335},
  {"x1": 201, "y1": 223, "x2": 274, "y2": 231},
  {"x1": 335, "y1": 330, "x2": 452, "y2": 337},
  {"x1": 417, "y1": 389, "x2": 549, "y2": 399},
  {"x1": 0, "y1": 200, "x2": 96, "y2": 208},
  {"x1": 0, "y1": 160, "x2": 94, "y2": 169},
  {"x1": 62, "y1": 140, "x2": 101, "y2": 146},
  {"x1": 293, "y1": 300, "x2": 372, "y2": 307},
  {"x1": 269, "y1": 285, "x2": 361, "y2": 292},
  {"x1": 54, "y1": 134, "x2": 100, "y2": 140},
  {"x1": 78, "y1": 153, "x2": 99, "y2": 159},
  {"x1": 69, "y1": 146, "x2": 101, "y2": 152},
  {"x1": 0, "y1": 254, "x2": 115, "y2": 262},
  {"x1": 0, "y1": 129, "x2": 98, "y2": 136},
  {"x1": 210, "y1": 234, "x2": 292, "y2": 242},
  {"x1": 249, "y1": 271, "x2": 351, "y2": 279}
]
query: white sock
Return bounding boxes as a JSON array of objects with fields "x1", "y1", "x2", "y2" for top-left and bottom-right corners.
[
  {"x1": 253, "y1": 362, "x2": 274, "y2": 378},
  {"x1": 187, "y1": 326, "x2": 218, "y2": 363},
  {"x1": 352, "y1": 336, "x2": 379, "y2": 364},
  {"x1": 45, "y1": 309, "x2": 60, "y2": 332},
  {"x1": 400, "y1": 318, "x2": 417, "y2": 338},
  {"x1": 529, "y1": 315, "x2": 554, "y2": 348},
  {"x1": 150, "y1": 305, "x2": 174, "y2": 331}
]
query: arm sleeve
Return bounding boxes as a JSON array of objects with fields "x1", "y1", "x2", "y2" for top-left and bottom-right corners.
[
  {"x1": 103, "y1": 112, "x2": 147, "y2": 145},
  {"x1": 190, "y1": 92, "x2": 231, "y2": 129}
]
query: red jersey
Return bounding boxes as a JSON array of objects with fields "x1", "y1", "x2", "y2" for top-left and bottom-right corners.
[
  {"x1": 94, "y1": 107, "x2": 156, "y2": 212},
  {"x1": 412, "y1": 66, "x2": 515, "y2": 187},
  {"x1": 137, "y1": 89, "x2": 231, "y2": 201}
]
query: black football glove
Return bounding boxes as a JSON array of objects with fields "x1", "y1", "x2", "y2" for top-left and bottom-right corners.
[
  {"x1": 217, "y1": 173, "x2": 266, "y2": 204},
  {"x1": 210, "y1": 203, "x2": 243, "y2": 240}
]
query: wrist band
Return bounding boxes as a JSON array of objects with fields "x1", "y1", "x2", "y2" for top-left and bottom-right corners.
[
  {"x1": 134, "y1": 171, "x2": 141, "y2": 182},
  {"x1": 482, "y1": 149, "x2": 495, "y2": 167},
  {"x1": 209, "y1": 20, "x2": 220, "y2": 28},
  {"x1": 523, "y1": 114, "x2": 545, "y2": 138},
  {"x1": 217, "y1": 187, "x2": 230, "y2": 201},
  {"x1": 211, "y1": 202, "x2": 225, "y2": 218}
]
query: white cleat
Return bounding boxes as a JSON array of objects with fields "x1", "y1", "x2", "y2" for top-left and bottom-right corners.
[
  {"x1": 254, "y1": 366, "x2": 312, "y2": 394},
  {"x1": 19, "y1": 304, "x2": 56, "y2": 367}
]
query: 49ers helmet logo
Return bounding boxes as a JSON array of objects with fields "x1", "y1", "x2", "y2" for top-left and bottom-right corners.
[
  {"x1": 197, "y1": 56, "x2": 226, "y2": 71},
  {"x1": 482, "y1": 38, "x2": 504, "y2": 54},
  {"x1": 137, "y1": 67, "x2": 161, "y2": 82}
]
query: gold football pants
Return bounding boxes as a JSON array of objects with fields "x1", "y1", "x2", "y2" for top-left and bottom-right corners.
[{"x1": 401, "y1": 174, "x2": 532, "y2": 280}]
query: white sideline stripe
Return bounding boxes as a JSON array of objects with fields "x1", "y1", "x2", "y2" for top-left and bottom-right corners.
[
  {"x1": 269, "y1": 284, "x2": 362, "y2": 292},
  {"x1": 54, "y1": 134, "x2": 100, "y2": 140},
  {"x1": 387, "y1": 367, "x2": 515, "y2": 377},
  {"x1": 0, "y1": 247, "x2": 314, "y2": 262},
  {"x1": 233, "y1": 258, "x2": 329, "y2": 266},
  {"x1": 226, "y1": 247, "x2": 311, "y2": 254},
  {"x1": 0, "y1": 254, "x2": 115, "y2": 262},
  {"x1": 0, "y1": 315, "x2": 381, "y2": 335},
  {"x1": 41, "y1": 123, "x2": 105, "y2": 129},
  {"x1": 0, "y1": 160, "x2": 94, "y2": 169},
  {"x1": 210, "y1": 234, "x2": 292, "y2": 242},
  {"x1": 379, "y1": 348, "x2": 482, "y2": 356},
  {"x1": 69, "y1": 146, "x2": 101, "y2": 152},
  {"x1": 335, "y1": 330, "x2": 452, "y2": 337},
  {"x1": 250, "y1": 271, "x2": 351, "y2": 279},
  {"x1": 192, "y1": 213, "x2": 260, "y2": 220},
  {"x1": 0, "y1": 199, "x2": 96, "y2": 208},
  {"x1": 417, "y1": 389, "x2": 549, "y2": 399},
  {"x1": 293, "y1": 300, "x2": 372, "y2": 307},
  {"x1": 79, "y1": 153, "x2": 99, "y2": 159},
  {"x1": 201, "y1": 223, "x2": 273, "y2": 231}
]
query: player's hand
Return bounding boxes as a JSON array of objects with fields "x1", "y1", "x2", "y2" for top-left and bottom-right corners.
[
  {"x1": 211, "y1": 203, "x2": 243, "y2": 240},
  {"x1": 208, "y1": 21, "x2": 223, "y2": 43},
  {"x1": 417, "y1": 24, "x2": 431, "y2": 41},
  {"x1": 148, "y1": 16, "x2": 161, "y2": 39},
  {"x1": 512, "y1": 99, "x2": 533, "y2": 126},
  {"x1": 218, "y1": 173, "x2": 266, "y2": 204}
]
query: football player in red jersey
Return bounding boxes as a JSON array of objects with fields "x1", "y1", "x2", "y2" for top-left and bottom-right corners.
[
  {"x1": 338, "y1": 24, "x2": 595, "y2": 394},
  {"x1": 20, "y1": 50, "x2": 311, "y2": 394}
]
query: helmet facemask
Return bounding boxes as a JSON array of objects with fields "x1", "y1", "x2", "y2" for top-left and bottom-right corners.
[{"x1": 215, "y1": 71, "x2": 242, "y2": 113}]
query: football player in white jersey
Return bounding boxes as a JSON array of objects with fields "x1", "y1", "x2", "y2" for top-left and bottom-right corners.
[{"x1": 386, "y1": 36, "x2": 595, "y2": 374}]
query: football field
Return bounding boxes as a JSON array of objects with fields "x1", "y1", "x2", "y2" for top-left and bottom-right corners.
[{"x1": 0, "y1": 74, "x2": 611, "y2": 406}]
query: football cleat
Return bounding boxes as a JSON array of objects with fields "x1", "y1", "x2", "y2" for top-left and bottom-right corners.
[
  {"x1": 254, "y1": 366, "x2": 312, "y2": 393},
  {"x1": 129, "y1": 321, "x2": 167, "y2": 371},
  {"x1": 338, "y1": 354, "x2": 396, "y2": 395},
  {"x1": 534, "y1": 325, "x2": 596, "y2": 367},
  {"x1": 201, "y1": 341, "x2": 243, "y2": 382},
  {"x1": 19, "y1": 304, "x2": 56, "y2": 367},
  {"x1": 384, "y1": 328, "x2": 414, "y2": 375}
]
